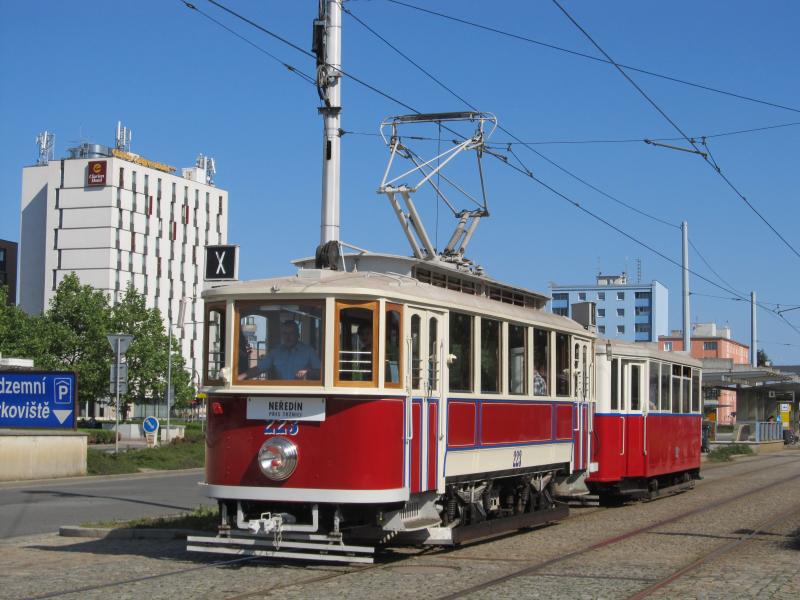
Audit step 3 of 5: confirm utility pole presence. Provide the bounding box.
[316,0,342,249]
[681,221,690,352]
[751,291,757,367]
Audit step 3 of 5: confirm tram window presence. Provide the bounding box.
[533,328,550,396]
[672,367,682,413]
[410,314,421,389]
[385,305,402,387]
[611,358,619,410]
[336,303,377,384]
[480,318,501,393]
[555,332,570,396]
[449,312,473,393]
[429,317,439,391]
[660,363,670,411]
[508,324,527,395]
[630,364,641,411]
[648,361,659,411]
[681,371,690,413]
[204,304,225,383]
[235,301,323,384]
[691,370,700,412]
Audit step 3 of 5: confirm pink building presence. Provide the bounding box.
[659,323,749,423]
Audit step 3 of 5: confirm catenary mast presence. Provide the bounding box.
[314,0,342,265]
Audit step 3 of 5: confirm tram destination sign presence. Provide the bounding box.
[0,371,77,429]
[247,397,325,422]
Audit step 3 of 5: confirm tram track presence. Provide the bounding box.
[21,452,799,599]
[626,503,800,600]
[434,469,800,600]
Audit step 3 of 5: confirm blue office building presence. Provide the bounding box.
[549,273,668,342]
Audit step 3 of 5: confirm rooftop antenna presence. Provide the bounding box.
[115,121,132,152]
[36,131,55,165]
[377,111,497,269]
[196,154,216,185]
[636,258,642,283]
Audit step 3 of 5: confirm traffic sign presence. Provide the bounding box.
[205,245,239,280]
[0,371,77,429]
[109,381,128,394]
[110,364,128,383]
[107,334,134,355]
[143,416,160,434]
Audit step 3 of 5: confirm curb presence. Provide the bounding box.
[59,526,208,540]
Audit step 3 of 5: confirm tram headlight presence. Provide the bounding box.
[257,437,298,481]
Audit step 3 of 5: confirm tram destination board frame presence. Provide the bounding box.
[0,371,78,430]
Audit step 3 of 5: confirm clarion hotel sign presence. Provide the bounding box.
[87,160,107,186]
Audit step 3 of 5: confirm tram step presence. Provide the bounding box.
[449,505,569,545]
[186,535,375,564]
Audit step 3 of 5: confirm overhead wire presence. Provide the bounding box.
[342,3,680,231]
[181,0,800,341]
[551,0,800,263]
[344,3,800,339]
[385,0,800,115]
[177,1,317,86]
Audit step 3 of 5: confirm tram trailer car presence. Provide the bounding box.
[589,340,702,500]
[190,262,596,561]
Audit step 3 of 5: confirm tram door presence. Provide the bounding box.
[622,361,645,475]
[406,308,444,494]
[572,340,593,471]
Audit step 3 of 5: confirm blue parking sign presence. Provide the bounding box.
[0,371,77,429]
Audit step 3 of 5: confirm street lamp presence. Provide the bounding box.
[166,298,187,444]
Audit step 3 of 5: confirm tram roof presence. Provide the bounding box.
[597,338,703,368]
[203,262,589,335]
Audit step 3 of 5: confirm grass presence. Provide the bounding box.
[87,436,205,475]
[83,505,219,531]
[707,443,755,462]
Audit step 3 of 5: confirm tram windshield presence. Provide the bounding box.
[235,301,323,384]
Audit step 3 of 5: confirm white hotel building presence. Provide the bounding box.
[19,141,228,382]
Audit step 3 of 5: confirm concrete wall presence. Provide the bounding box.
[0,430,87,481]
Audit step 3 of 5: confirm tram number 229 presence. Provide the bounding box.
[264,420,299,436]
[512,449,523,468]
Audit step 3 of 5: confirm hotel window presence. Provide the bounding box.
[617,325,625,334]
[597,292,605,300]
[617,308,625,316]
[578,292,586,301]
[598,325,605,334]
[597,308,605,317]
[119,168,124,188]
[131,171,137,196]
[635,291,651,300]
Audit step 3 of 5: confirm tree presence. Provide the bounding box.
[757,349,771,367]
[109,284,193,415]
[45,273,113,409]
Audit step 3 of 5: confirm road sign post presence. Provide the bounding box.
[143,416,159,448]
[107,334,134,454]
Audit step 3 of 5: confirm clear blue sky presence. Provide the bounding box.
[1,1,798,363]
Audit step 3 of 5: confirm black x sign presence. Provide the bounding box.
[205,245,238,280]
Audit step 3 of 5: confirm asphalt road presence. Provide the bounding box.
[0,469,214,538]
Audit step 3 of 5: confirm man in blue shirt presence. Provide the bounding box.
[240,320,320,381]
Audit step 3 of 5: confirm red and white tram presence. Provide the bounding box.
[187,2,701,561]
[589,340,702,499]
[191,257,595,561]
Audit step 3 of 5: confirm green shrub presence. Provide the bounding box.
[708,443,754,462]
[79,429,117,444]
[87,437,205,475]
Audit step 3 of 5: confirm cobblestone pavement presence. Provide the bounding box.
[1,450,798,600]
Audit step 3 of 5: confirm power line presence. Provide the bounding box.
[183,1,800,341]
[344,4,679,231]
[385,0,800,115]
[178,1,317,86]
[551,0,800,263]
[342,119,800,146]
